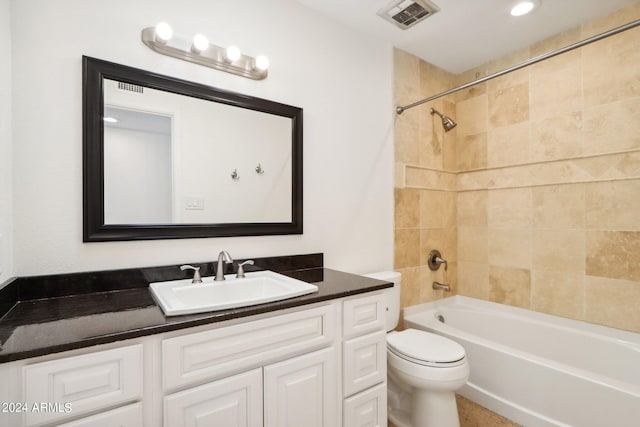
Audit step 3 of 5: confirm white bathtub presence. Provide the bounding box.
[404,296,640,427]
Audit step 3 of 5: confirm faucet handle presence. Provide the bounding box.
[427,250,448,271]
[180,264,202,283]
[236,260,255,278]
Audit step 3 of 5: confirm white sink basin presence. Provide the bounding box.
[150,270,319,316]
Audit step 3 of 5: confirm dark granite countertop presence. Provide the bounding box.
[0,254,391,363]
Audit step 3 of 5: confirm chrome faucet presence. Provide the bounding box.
[215,250,233,281]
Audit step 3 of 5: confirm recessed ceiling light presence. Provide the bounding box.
[103,117,118,123]
[510,0,539,17]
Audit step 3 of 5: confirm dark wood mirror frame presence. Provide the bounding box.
[83,56,303,242]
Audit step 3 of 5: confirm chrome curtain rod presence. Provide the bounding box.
[396,18,640,114]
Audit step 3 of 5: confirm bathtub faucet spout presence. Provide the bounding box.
[432,281,451,292]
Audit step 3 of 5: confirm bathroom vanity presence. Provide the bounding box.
[0,254,390,427]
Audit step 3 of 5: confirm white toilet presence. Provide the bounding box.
[364,272,469,427]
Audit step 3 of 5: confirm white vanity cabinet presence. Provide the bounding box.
[161,304,338,427]
[342,293,388,427]
[0,290,388,427]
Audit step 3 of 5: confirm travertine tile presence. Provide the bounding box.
[586,231,640,282]
[456,132,487,171]
[394,163,405,188]
[420,59,455,98]
[456,95,488,137]
[585,180,640,230]
[442,191,457,228]
[533,184,585,229]
[487,122,530,168]
[457,395,522,427]
[397,266,424,308]
[530,112,583,162]
[530,28,582,77]
[487,48,530,93]
[488,188,532,228]
[458,227,488,263]
[420,228,457,266]
[394,228,420,269]
[488,229,532,268]
[488,83,530,129]
[406,167,457,190]
[457,190,488,227]
[531,271,585,320]
[581,2,640,38]
[585,276,640,333]
[532,229,585,274]
[419,122,443,170]
[582,98,640,156]
[454,66,487,103]
[530,66,582,121]
[419,189,443,229]
[395,188,420,229]
[582,27,640,106]
[489,266,531,308]
[393,48,420,93]
[457,261,490,300]
[394,122,420,164]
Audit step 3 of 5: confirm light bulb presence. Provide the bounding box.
[254,55,269,71]
[510,1,537,16]
[154,22,173,43]
[192,34,209,53]
[225,45,241,62]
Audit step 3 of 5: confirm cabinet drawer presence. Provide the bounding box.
[163,304,336,390]
[343,382,387,427]
[165,369,263,427]
[57,403,143,427]
[343,293,385,338]
[343,331,386,397]
[23,344,142,426]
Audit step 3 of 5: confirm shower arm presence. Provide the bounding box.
[395,18,640,115]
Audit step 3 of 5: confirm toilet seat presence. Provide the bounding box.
[387,329,466,367]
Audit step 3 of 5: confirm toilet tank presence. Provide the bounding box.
[363,271,401,332]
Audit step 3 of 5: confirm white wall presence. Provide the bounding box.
[104,126,173,224]
[0,0,13,286]
[11,0,394,276]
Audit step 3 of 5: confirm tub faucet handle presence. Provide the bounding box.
[428,250,448,271]
[236,260,255,278]
[180,264,202,283]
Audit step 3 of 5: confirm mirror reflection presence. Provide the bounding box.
[82,56,303,241]
[103,79,292,225]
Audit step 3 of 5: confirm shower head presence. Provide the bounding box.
[430,108,457,132]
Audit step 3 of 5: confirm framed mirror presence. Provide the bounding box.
[83,56,303,241]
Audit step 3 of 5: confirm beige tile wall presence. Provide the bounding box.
[394,50,458,323]
[455,4,640,334]
[394,3,640,334]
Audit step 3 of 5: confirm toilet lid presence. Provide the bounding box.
[387,329,465,365]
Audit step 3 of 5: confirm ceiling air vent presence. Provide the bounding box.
[377,0,440,30]
[117,81,144,94]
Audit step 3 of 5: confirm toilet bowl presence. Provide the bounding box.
[364,272,469,427]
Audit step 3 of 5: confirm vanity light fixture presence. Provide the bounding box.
[141,23,269,80]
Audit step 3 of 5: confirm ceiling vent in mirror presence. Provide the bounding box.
[117,81,144,93]
[377,0,440,30]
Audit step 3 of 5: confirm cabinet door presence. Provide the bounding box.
[264,347,338,427]
[165,368,263,427]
